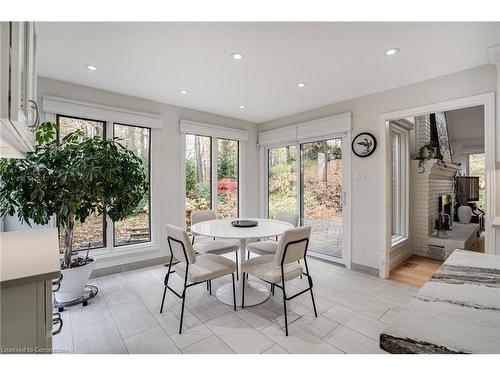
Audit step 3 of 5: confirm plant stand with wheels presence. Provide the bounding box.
[53,285,98,312]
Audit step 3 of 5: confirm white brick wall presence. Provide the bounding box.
[415,115,431,150]
[411,160,455,257]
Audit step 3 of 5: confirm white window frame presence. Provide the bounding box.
[42,96,161,258]
[180,120,248,225]
[389,123,410,247]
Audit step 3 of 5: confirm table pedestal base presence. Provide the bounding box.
[216,280,269,307]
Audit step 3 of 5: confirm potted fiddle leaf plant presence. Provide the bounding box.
[0,122,148,302]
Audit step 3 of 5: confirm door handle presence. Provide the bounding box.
[28,99,40,130]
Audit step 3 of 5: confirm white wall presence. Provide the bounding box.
[447,105,485,174]
[34,77,259,269]
[259,64,497,270]
[450,138,485,175]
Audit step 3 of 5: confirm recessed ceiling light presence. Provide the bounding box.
[179,90,188,95]
[84,64,97,71]
[297,82,306,88]
[385,48,400,56]
[231,52,244,60]
[239,105,246,109]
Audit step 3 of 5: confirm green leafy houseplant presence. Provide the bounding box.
[416,142,443,174]
[0,122,148,269]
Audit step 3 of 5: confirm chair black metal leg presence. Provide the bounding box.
[179,288,186,334]
[282,282,288,336]
[159,286,167,313]
[271,284,275,295]
[298,260,302,279]
[206,280,209,290]
[231,273,236,311]
[241,272,246,309]
[235,251,239,281]
[209,280,212,295]
[160,261,172,313]
[310,287,318,318]
[303,257,317,318]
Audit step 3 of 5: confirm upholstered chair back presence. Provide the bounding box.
[274,226,311,265]
[276,211,299,227]
[191,210,217,226]
[166,224,197,264]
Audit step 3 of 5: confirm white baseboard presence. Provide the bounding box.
[389,248,413,270]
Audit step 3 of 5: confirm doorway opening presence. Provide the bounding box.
[381,93,496,282]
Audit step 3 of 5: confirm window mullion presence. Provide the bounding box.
[212,137,218,215]
[296,141,301,225]
[106,121,114,252]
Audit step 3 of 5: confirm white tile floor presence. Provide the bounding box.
[53,257,418,354]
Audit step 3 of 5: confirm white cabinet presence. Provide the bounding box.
[0,279,54,353]
[0,22,38,159]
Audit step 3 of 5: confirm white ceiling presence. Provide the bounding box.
[446,106,484,142]
[37,22,500,123]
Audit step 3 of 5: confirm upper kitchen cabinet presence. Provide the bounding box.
[0,22,38,158]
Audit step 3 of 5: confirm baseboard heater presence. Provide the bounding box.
[428,245,446,260]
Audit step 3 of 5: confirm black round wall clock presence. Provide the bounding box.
[352,132,377,157]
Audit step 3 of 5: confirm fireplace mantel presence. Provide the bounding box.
[415,159,461,178]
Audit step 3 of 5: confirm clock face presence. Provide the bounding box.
[352,132,377,157]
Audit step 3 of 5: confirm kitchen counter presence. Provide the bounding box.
[0,228,60,287]
[380,250,500,353]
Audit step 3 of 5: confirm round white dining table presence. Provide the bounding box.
[191,218,293,306]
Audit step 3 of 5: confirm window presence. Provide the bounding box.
[217,139,239,219]
[468,153,486,211]
[58,115,104,140]
[56,115,153,251]
[390,124,409,244]
[56,115,106,251]
[184,134,240,225]
[267,145,297,219]
[113,123,151,246]
[185,134,212,226]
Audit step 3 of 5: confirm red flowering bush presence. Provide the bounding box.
[217,178,237,193]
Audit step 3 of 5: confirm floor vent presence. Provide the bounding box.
[428,245,446,260]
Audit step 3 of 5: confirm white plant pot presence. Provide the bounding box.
[457,205,473,224]
[55,256,96,303]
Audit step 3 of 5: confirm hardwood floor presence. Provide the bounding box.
[470,231,485,253]
[390,255,443,288]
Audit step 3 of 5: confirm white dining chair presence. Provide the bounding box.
[246,211,298,257]
[190,209,240,279]
[160,224,237,334]
[241,226,317,336]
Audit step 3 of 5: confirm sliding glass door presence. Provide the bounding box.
[300,138,343,259]
[266,136,347,263]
